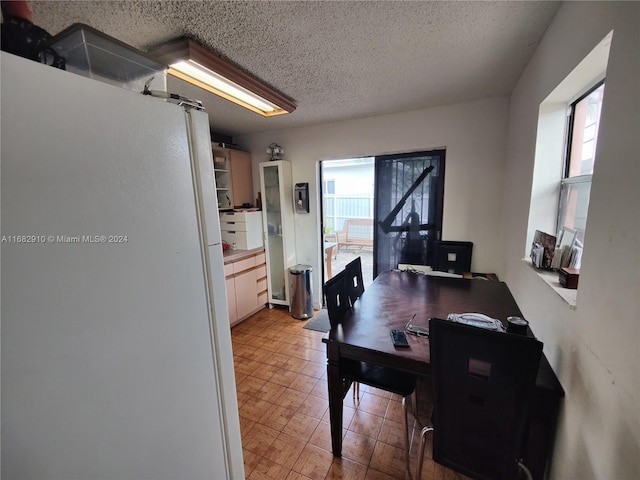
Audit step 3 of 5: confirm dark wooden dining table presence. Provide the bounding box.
[322,270,564,480]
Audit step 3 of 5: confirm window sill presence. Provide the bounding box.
[522,258,577,309]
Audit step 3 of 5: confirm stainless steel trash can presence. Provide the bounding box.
[289,264,313,319]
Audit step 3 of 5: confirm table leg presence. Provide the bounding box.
[326,246,335,278]
[326,345,343,456]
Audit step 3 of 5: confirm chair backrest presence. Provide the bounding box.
[428,318,543,480]
[324,270,350,328]
[344,256,365,305]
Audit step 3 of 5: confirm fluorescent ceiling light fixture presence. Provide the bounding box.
[149,38,296,117]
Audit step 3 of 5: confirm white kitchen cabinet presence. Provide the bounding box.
[225,275,237,324]
[219,210,263,250]
[259,160,296,307]
[223,250,268,326]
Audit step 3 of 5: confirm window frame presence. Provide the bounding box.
[557,79,605,242]
[373,149,446,277]
[563,79,605,178]
[323,178,335,195]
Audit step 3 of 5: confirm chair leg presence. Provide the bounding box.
[352,382,360,402]
[410,391,418,422]
[402,396,411,475]
[416,425,434,480]
[517,460,533,480]
[400,393,419,476]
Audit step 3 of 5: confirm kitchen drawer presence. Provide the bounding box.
[257,290,268,306]
[254,252,266,266]
[219,211,261,223]
[220,219,249,232]
[233,256,256,274]
[255,265,267,279]
[257,277,267,294]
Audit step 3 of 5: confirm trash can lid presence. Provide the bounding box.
[290,264,312,274]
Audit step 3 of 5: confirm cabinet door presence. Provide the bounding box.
[226,276,237,325]
[260,160,295,307]
[229,150,254,208]
[234,268,258,320]
[261,163,286,304]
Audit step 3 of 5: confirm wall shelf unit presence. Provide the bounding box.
[212,146,253,210]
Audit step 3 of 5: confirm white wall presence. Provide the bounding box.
[501,2,639,479]
[236,97,509,307]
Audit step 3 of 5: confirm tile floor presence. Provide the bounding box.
[231,306,470,480]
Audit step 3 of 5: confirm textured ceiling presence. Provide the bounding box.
[28,1,560,138]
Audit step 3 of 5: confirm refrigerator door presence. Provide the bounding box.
[185,108,222,247]
[1,52,242,479]
[186,108,245,477]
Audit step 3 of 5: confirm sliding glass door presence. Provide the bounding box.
[319,158,375,286]
[373,150,445,277]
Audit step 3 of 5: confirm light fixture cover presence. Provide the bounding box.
[148,38,296,117]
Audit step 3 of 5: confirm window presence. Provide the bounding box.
[324,179,335,195]
[321,160,374,235]
[527,31,610,304]
[557,82,605,246]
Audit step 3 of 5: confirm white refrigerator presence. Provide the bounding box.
[1,52,244,479]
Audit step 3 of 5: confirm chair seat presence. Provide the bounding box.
[342,360,416,397]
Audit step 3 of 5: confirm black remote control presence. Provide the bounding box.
[390,329,410,347]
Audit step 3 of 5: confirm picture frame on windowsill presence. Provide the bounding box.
[531,230,556,269]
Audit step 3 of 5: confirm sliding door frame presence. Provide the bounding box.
[373,149,446,278]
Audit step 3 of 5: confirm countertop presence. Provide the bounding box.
[223,246,265,264]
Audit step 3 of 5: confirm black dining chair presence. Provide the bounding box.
[324,270,361,398]
[324,270,351,329]
[344,256,365,306]
[343,256,366,400]
[325,257,365,394]
[323,268,417,474]
[416,318,543,480]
